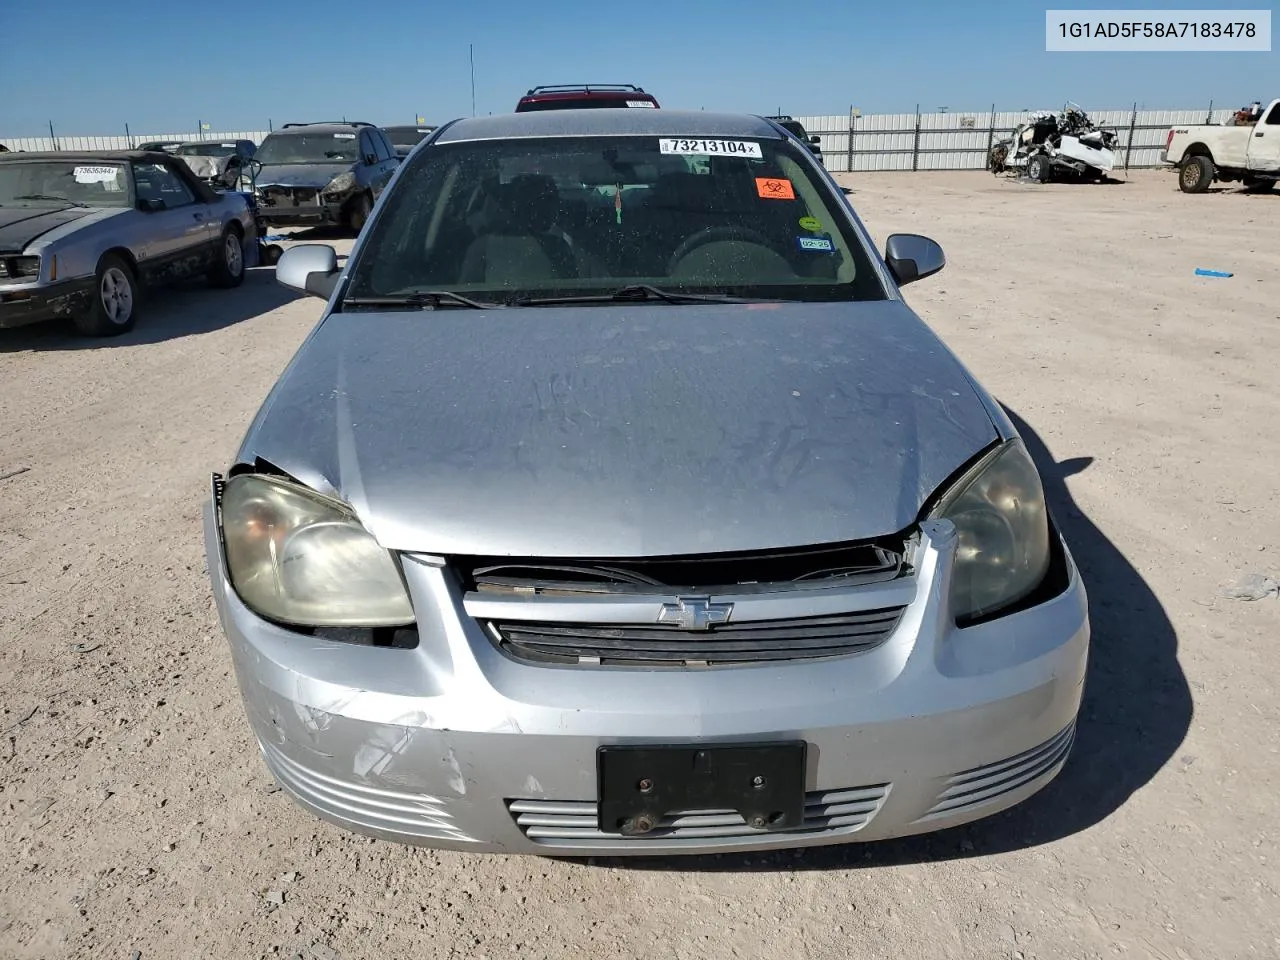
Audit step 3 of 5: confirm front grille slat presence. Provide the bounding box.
[488,606,905,667]
[508,783,890,845]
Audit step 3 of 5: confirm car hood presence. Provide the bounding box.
[255,163,352,189]
[238,300,1000,557]
[0,206,94,253]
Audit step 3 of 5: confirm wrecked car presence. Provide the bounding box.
[172,139,258,191]
[0,150,255,336]
[989,104,1118,183]
[204,109,1089,856]
[253,122,399,233]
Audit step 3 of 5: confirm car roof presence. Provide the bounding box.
[436,110,786,143]
[0,150,179,163]
[270,123,375,135]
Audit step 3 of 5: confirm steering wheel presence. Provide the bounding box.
[667,225,774,274]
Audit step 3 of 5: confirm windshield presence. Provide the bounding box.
[255,132,359,165]
[0,161,132,207]
[174,142,238,157]
[385,127,435,148]
[346,135,885,303]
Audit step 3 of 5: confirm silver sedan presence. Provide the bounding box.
[0,150,256,336]
[204,110,1089,856]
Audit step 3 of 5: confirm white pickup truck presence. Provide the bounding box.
[1163,99,1280,193]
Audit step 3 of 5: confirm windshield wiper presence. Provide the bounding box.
[13,194,89,208]
[514,284,767,307]
[342,291,498,310]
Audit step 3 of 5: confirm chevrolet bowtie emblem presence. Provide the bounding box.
[656,596,733,631]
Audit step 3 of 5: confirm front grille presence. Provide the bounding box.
[508,783,889,845]
[485,606,905,666]
[916,722,1076,823]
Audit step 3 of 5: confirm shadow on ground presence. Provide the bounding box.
[0,268,302,353]
[579,406,1192,872]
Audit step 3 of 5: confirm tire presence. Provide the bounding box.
[346,192,373,234]
[1027,154,1051,183]
[73,254,139,337]
[207,226,246,288]
[1179,154,1214,193]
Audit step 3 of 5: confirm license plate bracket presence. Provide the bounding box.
[597,741,807,836]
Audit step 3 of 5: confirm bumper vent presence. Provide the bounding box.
[486,606,905,667]
[508,783,889,845]
[917,722,1076,823]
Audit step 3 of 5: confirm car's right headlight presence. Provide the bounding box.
[219,474,414,627]
[929,440,1051,623]
[322,172,356,196]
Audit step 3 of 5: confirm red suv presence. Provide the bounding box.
[515,84,660,112]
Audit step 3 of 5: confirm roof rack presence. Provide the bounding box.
[281,121,374,129]
[524,84,644,95]
[766,114,796,122]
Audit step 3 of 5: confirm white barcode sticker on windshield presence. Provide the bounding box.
[333,133,356,139]
[73,166,119,184]
[659,139,762,158]
[627,100,656,108]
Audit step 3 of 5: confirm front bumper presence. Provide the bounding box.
[205,506,1089,856]
[255,189,348,226]
[0,276,94,329]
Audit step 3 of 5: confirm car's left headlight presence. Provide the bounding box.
[321,172,356,196]
[219,474,414,627]
[929,440,1051,623]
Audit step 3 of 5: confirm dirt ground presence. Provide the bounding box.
[2,169,1278,960]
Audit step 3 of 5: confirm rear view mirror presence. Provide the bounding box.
[884,233,945,286]
[277,243,340,299]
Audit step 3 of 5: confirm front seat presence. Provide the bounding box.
[459,175,576,288]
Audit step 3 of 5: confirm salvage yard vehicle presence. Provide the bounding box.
[253,122,399,233]
[515,84,660,112]
[1163,98,1280,193]
[172,139,257,191]
[383,124,437,159]
[136,140,184,153]
[0,150,255,336]
[204,109,1089,856]
[989,104,1118,183]
[767,115,823,164]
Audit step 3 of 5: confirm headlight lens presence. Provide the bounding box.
[220,474,414,627]
[930,440,1051,622]
[322,172,356,196]
[0,256,41,280]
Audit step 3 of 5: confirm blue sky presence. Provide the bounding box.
[2,0,1275,136]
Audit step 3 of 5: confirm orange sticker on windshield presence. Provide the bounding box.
[755,177,795,200]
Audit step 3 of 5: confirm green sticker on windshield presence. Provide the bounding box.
[798,216,822,232]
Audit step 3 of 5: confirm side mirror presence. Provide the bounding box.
[884,233,945,286]
[839,186,853,195]
[136,198,166,213]
[277,243,340,299]
[809,135,821,145]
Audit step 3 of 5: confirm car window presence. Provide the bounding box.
[255,132,360,164]
[372,130,392,162]
[0,161,133,207]
[347,135,886,303]
[1266,104,1280,126]
[132,162,196,208]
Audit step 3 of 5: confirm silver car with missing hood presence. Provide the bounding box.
[205,110,1089,856]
